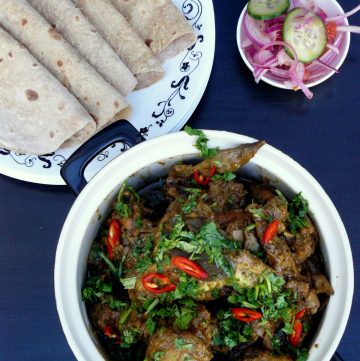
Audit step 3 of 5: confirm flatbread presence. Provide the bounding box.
[111,0,197,61]
[0,26,95,155]
[28,0,137,96]
[76,0,164,89]
[0,0,131,144]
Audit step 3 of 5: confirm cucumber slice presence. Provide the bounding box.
[247,0,290,20]
[283,8,327,63]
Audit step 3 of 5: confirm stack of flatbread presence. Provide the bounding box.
[0,0,196,155]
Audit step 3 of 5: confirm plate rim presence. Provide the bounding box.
[0,0,215,186]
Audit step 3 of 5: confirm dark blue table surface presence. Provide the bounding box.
[0,1,359,360]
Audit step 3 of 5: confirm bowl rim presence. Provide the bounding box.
[55,130,354,361]
[236,0,351,89]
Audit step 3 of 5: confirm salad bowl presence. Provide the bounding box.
[236,0,351,90]
[55,123,353,361]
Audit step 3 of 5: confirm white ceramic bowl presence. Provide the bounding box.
[236,0,351,89]
[55,131,354,361]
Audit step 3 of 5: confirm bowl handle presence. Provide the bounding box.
[60,120,145,195]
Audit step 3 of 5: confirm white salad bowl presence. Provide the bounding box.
[236,0,351,89]
[55,130,353,361]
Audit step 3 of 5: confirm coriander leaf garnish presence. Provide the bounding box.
[174,338,193,350]
[288,192,309,234]
[114,182,140,217]
[153,351,165,361]
[120,276,137,290]
[212,172,237,182]
[181,193,198,214]
[248,207,273,222]
[184,126,219,158]
[119,328,140,348]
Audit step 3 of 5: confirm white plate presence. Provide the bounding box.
[0,0,215,185]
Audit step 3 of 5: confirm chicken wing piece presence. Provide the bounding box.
[145,327,213,361]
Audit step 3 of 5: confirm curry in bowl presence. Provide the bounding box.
[82,130,333,361]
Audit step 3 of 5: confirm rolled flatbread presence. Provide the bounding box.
[76,0,164,89]
[0,0,131,144]
[111,0,197,61]
[0,26,95,155]
[28,0,137,96]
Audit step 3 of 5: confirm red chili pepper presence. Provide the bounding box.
[295,308,306,320]
[231,308,262,323]
[171,256,208,279]
[104,326,122,344]
[326,22,337,43]
[193,166,217,186]
[106,240,113,260]
[105,219,121,259]
[108,219,121,247]
[142,273,176,294]
[262,220,280,244]
[289,320,303,347]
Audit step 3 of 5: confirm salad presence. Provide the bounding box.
[241,0,360,98]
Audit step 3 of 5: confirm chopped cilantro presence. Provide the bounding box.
[211,288,221,299]
[295,348,309,361]
[245,223,256,232]
[114,183,140,218]
[248,207,272,222]
[184,126,219,158]
[119,306,133,325]
[120,276,137,290]
[156,216,236,277]
[212,172,237,182]
[181,193,198,214]
[288,192,309,234]
[146,317,157,336]
[99,251,117,273]
[213,310,253,348]
[114,202,132,218]
[153,351,165,361]
[135,216,143,229]
[120,328,140,348]
[170,274,201,301]
[82,275,112,302]
[104,296,128,310]
[275,189,288,204]
[174,338,193,350]
[146,299,198,332]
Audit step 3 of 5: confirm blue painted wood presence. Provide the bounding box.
[0,1,359,359]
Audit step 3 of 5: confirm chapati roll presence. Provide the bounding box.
[76,0,164,89]
[111,0,197,61]
[28,0,137,96]
[0,26,95,155]
[0,0,131,144]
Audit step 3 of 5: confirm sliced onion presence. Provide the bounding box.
[290,71,314,99]
[326,4,360,23]
[254,68,269,83]
[293,0,318,13]
[243,13,275,48]
[317,8,327,21]
[265,24,283,34]
[266,15,286,24]
[253,49,274,64]
[241,35,253,49]
[326,43,340,55]
[337,25,360,34]
[270,68,291,78]
[312,59,339,73]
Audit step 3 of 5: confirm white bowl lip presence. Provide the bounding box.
[236,0,351,89]
[55,130,354,361]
